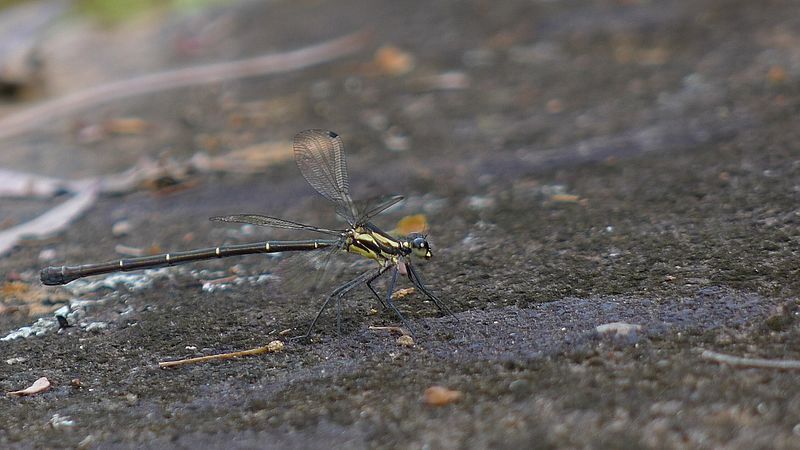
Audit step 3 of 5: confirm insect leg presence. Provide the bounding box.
[381,265,414,334]
[297,268,380,340]
[366,268,389,309]
[406,261,456,319]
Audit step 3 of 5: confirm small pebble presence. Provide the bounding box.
[38,248,57,261]
[546,98,563,114]
[111,220,132,237]
[361,110,388,131]
[462,48,495,67]
[49,413,76,429]
[468,196,495,210]
[416,72,470,90]
[85,322,108,333]
[397,335,414,347]
[267,340,284,352]
[344,76,362,94]
[508,42,562,64]
[508,379,530,397]
[310,80,333,99]
[596,322,642,336]
[78,435,96,450]
[650,400,682,415]
[383,126,410,151]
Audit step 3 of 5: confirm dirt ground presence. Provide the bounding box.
[1,0,800,448]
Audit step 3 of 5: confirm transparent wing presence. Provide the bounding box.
[293,130,357,225]
[210,214,342,236]
[355,194,404,223]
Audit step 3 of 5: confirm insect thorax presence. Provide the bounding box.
[345,226,406,263]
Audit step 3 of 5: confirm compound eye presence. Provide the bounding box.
[412,237,426,248]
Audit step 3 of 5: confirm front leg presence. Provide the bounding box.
[406,260,455,318]
[380,266,414,334]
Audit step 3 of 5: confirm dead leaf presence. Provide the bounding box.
[394,214,428,235]
[0,281,69,316]
[550,194,580,203]
[0,281,30,297]
[7,377,50,397]
[423,386,462,406]
[392,287,415,300]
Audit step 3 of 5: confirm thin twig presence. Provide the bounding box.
[0,30,370,141]
[701,349,800,370]
[0,184,98,255]
[159,340,284,368]
[0,143,295,257]
[0,168,73,198]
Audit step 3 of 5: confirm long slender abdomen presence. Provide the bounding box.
[40,239,336,285]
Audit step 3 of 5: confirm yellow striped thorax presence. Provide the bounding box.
[345,223,432,263]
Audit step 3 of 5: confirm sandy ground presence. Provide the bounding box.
[1,0,799,448]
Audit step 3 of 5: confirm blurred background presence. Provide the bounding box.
[1,0,799,448]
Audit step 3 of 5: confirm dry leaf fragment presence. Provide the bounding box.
[7,377,50,397]
[374,45,415,76]
[394,214,428,235]
[423,385,462,406]
[0,281,30,297]
[0,281,70,316]
[392,287,415,300]
[550,194,580,203]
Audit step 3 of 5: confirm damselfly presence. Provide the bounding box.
[41,130,451,338]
